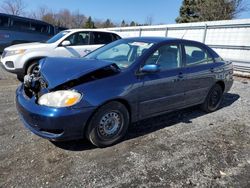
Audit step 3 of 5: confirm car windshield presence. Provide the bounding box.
[46,31,70,43]
[85,39,154,69]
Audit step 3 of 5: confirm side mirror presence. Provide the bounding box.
[61,40,71,46]
[140,64,160,73]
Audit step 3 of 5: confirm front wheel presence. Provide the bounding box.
[201,84,223,113]
[26,61,39,75]
[17,74,24,82]
[86,101,129,147]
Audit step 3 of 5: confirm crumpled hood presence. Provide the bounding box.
[39,57,118,89]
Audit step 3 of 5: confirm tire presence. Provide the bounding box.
[26,61,39,75]
[17,74,24,82]
[201,84,223,113]
[86,101,129,147]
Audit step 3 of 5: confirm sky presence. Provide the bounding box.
[1,0,250,24]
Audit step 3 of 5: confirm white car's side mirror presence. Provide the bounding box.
[61,40,71,46]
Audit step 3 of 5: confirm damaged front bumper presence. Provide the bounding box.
[16,85,96,141]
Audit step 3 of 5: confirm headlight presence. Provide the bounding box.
[5,49,26,57]
[38,90,82,108]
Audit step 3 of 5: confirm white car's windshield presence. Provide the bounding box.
[85,39,154,69]
[46,31,70,43]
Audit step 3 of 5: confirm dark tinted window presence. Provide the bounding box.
[184,45,213,66]
[0,16,9,27]
[11,18,30,30]
[30,22,49,34]
[112,33,121,41]
[146,44,181,71]
[55,26,67,33]
[0,15,53,36]
[65,32,90,46]
[92,32,113,44]
[48,25,55,35]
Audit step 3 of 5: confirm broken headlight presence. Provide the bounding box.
[38,90,82,108]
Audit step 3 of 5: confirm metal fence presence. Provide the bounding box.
[107,19,250,75]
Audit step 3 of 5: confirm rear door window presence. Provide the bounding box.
[184,45,213,66]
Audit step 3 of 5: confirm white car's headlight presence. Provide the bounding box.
[38,90,82,108]
[5,49,26,57]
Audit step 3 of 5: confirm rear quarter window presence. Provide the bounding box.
[92,32,114,45]
[111,33,121,41]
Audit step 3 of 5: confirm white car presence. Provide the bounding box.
[0,29,121,81]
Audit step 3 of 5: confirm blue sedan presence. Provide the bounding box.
[16,37,233,147]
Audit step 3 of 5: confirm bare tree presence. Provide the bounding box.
[29,7,87,28]
[42,13,57,26]
[37,6,50,19]
[29,6,49,20]
[55,9,73,28]
[229,0,248,18]
[94,19,104,28]
[1,0,26,16]
[72,9,86,28]
[145,15,154,25]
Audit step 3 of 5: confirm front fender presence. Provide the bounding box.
[22,54,47,72]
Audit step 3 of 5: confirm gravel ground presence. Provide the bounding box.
[0,66,249,187]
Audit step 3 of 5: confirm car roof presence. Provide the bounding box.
[122,37,203,44]
[0,13,54,26]
[64,28,119,34]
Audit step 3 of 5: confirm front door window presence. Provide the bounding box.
[65,32,90,46]
[145,44,181,71]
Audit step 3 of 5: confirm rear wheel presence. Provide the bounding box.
[201,84,223,112]
[86,101,129,147]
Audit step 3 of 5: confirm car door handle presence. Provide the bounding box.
[210,68,214,73]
